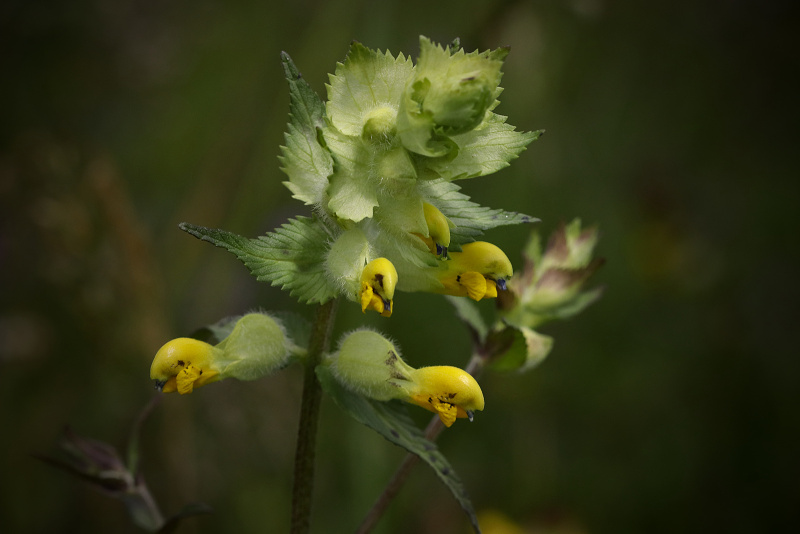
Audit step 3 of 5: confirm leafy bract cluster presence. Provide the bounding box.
[185,36,541,315]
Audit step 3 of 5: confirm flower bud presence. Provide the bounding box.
[538,219,600,272]
[413,202,451,257]
[501,220,604,328]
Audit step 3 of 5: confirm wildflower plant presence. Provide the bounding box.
[143,36,602,534]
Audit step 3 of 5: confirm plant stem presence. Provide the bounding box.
[290,299,338,534]
[356,352,486,534]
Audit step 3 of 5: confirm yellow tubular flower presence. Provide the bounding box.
[417,202,451,258]
[407,366,485,427]
[150,338,222,395]
[436,241,513,301]
[360,257,398,317]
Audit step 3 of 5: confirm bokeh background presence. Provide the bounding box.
[2,0,797,532]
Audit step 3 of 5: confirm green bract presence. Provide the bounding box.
[183,36,542,312]
[397,37,507,156]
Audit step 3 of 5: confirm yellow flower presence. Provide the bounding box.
[360,258,398,317]
[150,338,222,394]
[436,241,512,301]
[331,330,484,427]
[150,313,291,394]
[407,366,485,427]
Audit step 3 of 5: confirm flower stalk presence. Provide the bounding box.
[290,299,339,534]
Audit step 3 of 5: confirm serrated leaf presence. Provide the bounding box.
[279,52,334,205]
[179,218,339,304]
[326,42,415,137]
[418,179,539,247]
[316,366,482,534]
[420,114,542,181]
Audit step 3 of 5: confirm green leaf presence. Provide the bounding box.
[279,52,334,206]
[326,42,414,137]
[179,218,339,304]
[126,395,161,478]
[420,115,542,181]
[418,179,539,248]
[487,324,553,373]
[446,295,487,344]
[316,366,482,534]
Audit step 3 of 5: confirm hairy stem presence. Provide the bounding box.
[356,352,486,534]
[290,299,339,534]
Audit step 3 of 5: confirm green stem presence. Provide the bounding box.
[290,299,338,534]
[356,351,486,534]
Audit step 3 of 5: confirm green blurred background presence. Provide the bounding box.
[2,0,797,532]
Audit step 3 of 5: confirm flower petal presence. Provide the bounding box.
[460,271,488,301]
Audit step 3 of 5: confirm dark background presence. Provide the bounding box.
[2,0,797,532]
